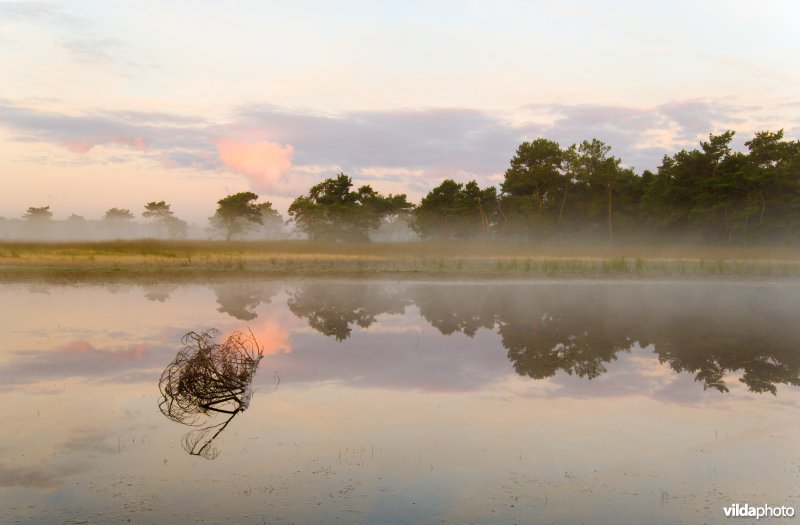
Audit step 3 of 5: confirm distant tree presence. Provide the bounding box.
[209,192,263,240]
[143,201,174,237]
[21,205,54,239]
[143,201,173,221]
[142,201,189,239]
[104,208,135,221]
[288,173,411,242]
[102,208,135,238]
[23,206,53,221]
[164,216,189,239]
[62,213,88,238]
[255,201,285,239]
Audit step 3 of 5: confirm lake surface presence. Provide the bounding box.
[1,279,799,524]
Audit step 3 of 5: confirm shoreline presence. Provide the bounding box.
[3,240,800,283]
[0,240,800,283]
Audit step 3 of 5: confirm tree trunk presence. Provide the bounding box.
[723,206,731,244]
[607,187,614,244]
[557,179,569,231]
[476,200,489,240]
[497,200,508,233]
[743,189,751,240]
[759,190,766,225]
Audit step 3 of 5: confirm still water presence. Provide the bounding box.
[1,280,799,524]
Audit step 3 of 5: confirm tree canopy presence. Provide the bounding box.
[413,179,498,240]
[209,192,272,240]
[23,206,53,221]
[103,208,135,221]
[288,173,412,241]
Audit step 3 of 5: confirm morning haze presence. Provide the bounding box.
[1,1,799,524]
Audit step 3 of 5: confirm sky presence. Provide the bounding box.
[1,0,799,223]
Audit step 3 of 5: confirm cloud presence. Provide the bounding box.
[234,105,534,177]
[524,100,751,170]
[0,102,163,154]
[215,139,295,193]
[0,1,74,24]
[0,98,794,199]
[0,2,146,69]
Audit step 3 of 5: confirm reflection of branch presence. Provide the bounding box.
[183,411,240,460]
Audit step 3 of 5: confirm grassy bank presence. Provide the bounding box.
[2,239,800,282]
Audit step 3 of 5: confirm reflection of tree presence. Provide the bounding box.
[287,283,410,341]
[411,284,800,394]
[411,285,496,336]
[212,283,279,320]
[143,284,177,302]
[283,281,800,394]
[634,290,800,394]
[498,291,636,380]
[158,329,263,459]
[412,284,636,379]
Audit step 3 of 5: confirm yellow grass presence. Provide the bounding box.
[2,239,800,281]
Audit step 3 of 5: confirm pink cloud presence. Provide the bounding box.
[62,140,95,153]
[215,138,294,192]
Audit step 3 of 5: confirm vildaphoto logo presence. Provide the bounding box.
[723,503,795,519]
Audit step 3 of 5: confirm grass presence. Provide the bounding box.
[2,239,800,282]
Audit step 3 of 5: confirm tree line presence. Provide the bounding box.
[5,129,799,243]
[410,129,800,244]
[3,201,193,240]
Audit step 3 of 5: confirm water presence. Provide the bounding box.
[1,280,799,524]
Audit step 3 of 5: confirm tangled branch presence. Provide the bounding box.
[158,328,264,458]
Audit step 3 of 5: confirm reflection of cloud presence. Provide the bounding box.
[245,319,292,356]
[543,348,713,404]
[58,428,116,455]
[259,326,508,392]
[0,462,86,489]
[0,340,169,390]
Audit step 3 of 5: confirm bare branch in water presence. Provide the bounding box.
[158,328,264,459]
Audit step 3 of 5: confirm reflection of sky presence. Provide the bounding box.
[1,281,799,524]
